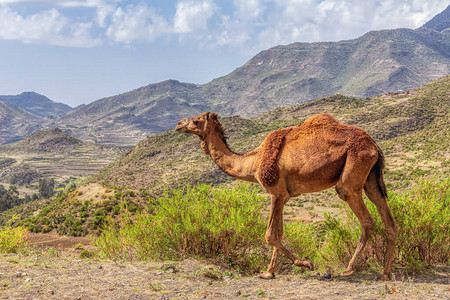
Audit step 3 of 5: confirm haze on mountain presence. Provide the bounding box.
[0,92,72,144]
[0,92,72,118]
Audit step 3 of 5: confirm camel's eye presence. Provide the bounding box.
[193,120,199,125]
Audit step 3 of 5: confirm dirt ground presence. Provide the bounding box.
[0,233,448,299]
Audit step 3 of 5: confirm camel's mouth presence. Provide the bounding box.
[175,118,194,133]
[175,120,189,133]
[175,125,186,133]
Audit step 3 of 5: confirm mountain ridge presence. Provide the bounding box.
[0,92,72,118]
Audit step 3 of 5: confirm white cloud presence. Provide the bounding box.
[0,0,447,49]
[173,0,217,33]
[0,0,109,7]
[106,4,170,44]
[226,0,448,53]
[0,6,101,46]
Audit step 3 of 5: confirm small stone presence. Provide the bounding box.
[25,278,32,282]
[14,272,26,278]
[161,264,178,273]
[321,273,332,280]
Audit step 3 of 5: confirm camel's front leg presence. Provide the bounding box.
[259,247,279,279]
[259,195,314,279]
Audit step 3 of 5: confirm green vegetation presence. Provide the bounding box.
[95,178,449,275]
[96,184,268,274]
[38,178,55,198]
[322,177,449,273]
[0,184,33,212]
[0,217,28,254]
[19,186,144,236]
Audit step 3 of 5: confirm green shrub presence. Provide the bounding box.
[95,178,449,275]
[284,220,323,264]
[0,217,28,253]
[321,177,449,273]
[96,184,268,273]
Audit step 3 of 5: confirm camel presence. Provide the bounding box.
[175,112,398,280]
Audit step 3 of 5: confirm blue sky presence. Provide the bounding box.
[0,0,447,107]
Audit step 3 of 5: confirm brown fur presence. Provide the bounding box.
[175,112,398,281]
[259,128,292,186]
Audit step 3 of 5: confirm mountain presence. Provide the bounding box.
[420,5,450,32]
[56,80,207,146]
[0,101,49,144]
[55,7,449,146]
[0,92,72,118]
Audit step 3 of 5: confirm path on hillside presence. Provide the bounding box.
[0,233,448,299]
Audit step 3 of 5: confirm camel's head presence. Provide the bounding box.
[175,112,219,138]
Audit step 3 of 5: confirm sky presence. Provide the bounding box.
[0,0,447,107]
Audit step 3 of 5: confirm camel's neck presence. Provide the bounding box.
[202,131,259,183]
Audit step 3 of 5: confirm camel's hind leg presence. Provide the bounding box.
[335,151,377,276]
[364,171,399,280]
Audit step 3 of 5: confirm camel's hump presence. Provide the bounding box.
[301,114,339,127]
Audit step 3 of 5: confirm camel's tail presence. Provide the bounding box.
[372,148,388,199]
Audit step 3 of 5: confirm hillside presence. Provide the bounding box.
[0,92,72,118]
[0,101,49,144]
[57,80,207,146]
[96,76,449,193]
[53,7,449,146]
[0,128,122,188]
[420,4,450,32]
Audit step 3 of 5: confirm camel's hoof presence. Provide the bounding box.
[340,269,355,277]
[258,272,275,280]
[377,274,391,281]
[294,258,314,271]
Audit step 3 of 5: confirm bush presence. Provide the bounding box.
[96,178,449,275]
[0,217,28,253]
[321,177,449,273]
[96,184,268,273]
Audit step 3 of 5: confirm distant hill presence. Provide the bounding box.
[0,127,122,186]
[6,127,81,153]
[57,80,207,146]
[0,92,72,118]
[55,7,449,146]
[0,101,48,144]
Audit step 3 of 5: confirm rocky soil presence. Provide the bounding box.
[0,233,448,299]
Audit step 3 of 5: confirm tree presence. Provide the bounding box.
[39,178,55,198]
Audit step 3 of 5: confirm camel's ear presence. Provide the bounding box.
[206,112,218,121]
